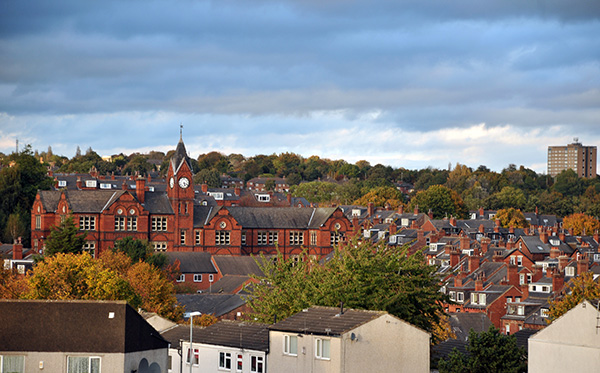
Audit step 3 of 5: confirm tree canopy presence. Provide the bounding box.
[495,208,529,229]
[247,237,447,340]
[562,213,600,236]
[409,185,467,219]
[548,272,600,322]
[44,216,87,256]
[437,326,527,373]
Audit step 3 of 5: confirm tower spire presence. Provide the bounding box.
[179,123,183,141]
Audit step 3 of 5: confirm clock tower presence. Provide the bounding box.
[167,132,195,250]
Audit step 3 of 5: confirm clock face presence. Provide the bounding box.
[179,177,190,189]
[169,177,175,188]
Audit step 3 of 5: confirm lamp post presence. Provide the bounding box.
[187,311,201,373]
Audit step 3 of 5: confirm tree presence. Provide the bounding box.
[291,181,340,204]
[495,208,529,229]
[26,252,138,304]
[488,186,527,210]
[111,237,168,268]
[4,211,26,243]
[409,185,467,219]
[193,168,221,187]
[247,237,447,339]
[353,186,404,209]
[44,216,87,256]
[562,213,600,236]
[0,267,29,299]
[548,272,600,322]
[438,326,527,373]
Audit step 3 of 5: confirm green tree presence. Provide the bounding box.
[44,216,87,256]
[438,326,527,373]
[4,211,27,243]
[111,237,168,268]
[548,272,600,322]
[291,181,340,204]
[409,185,467,219]
[488,186,527,210]
[353,186,404,209]
[247,237,447,338]
[193,168,221,187]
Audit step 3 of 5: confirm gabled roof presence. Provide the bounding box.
[225,207,338,229]
[189,320,269,351]
[193,205,222,227]
[143,192,174,214]
[213,255,263,277]
[165,252,217,273]
[176,294,247,317]
[0,299,167,353]
[448,312,493,341]
[209,275,252,294]
[269,306,385,337]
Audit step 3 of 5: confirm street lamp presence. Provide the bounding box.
[186,311,201,373]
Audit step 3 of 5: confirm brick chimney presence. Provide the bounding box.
[111,172,115,180]
[559,231,566,241]
[122,180,128,190]
[234,187,241,197]
[389,224,397,235]
[481,238,490,254]
[479,224,485,234]
[136,177,145,204]
[147,174,152,182]
[509,226,515,234]
[76,177,82,189]
[450,216,457,227]
[506,238,514,251]
[558,255,569,272]
[368,202,375,217]
[450,247,460,267]
[89,166,98,178]
[507,263,519,286]
[202,183,208,193]
[540,231,549,244]
[520,283,529,299]
[398,205,404,214]
[287,193,292,204]
[455,271,466,287]
[549,247,560,259]
[428,209,433,219]
[479,206,484,218]
[577,255,589,275]
[552,271,564,293]
[460,235,470,251]
[494,220,500,233]
[352,216,359,233]
[475,276,483,291]
[493,250,504,262]
[12,237,23,260]
[373,216,381,225]
[413,205,419,215]
[468,255,480,273]
[532,265,544,282]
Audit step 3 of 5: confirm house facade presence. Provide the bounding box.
[268,306,430,373]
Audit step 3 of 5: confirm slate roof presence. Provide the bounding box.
[225,207,337,229]
[165,252,217,273]
[176,294,247,317]
[431,339,468,363]
[209,275,252,294]
[448,313,493,341]
[193,205,222,227]
[0,299,167,353]
[269,306,385,337]
[213,255,264,276]
[513,328,537,352]
[142,192,174,214]
[171,138,192,173]
[187,321,269,351]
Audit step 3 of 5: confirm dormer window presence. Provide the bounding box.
[540,308,549,317]
[566,267,575,276]
[58,180,67,187]
[85,180,97,188]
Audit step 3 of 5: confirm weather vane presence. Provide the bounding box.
[180,123,183,140]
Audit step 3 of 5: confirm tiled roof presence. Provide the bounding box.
[209,275,252,294]
[184,321,269,351]
[269,306,385,337]
[143,192,174,214]
[448,313,493,341]
[176,294,247,317]
[213,255,263,276]
[165,252,217,273]
[225,207,337,229]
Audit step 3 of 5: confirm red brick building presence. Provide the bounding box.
[31,138,352,259]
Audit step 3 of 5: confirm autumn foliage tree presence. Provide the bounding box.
[548,272,600,322]
[562,213,600,236]
[409,185,467,219]
[353,186,404,209]
[495,208,529,229]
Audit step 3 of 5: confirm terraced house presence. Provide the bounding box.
[30,137,352,259]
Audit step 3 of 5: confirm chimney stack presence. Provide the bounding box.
[202,183,208,193]
[398,205,404,214]
[558,255,569,272]
[577,255,589,275]
[468,254,480,273]
[507,263,519,286]
[368,202,374,217]
[540,231,549,244]
[481,238,490,254]
[287,193,292,204]
[552,270,564,293]
[135,177,145,204]
[76,177,82,189]
[450,247,460,267]
[12,237,23,260]
[460,235,470,251]
[414,205,419,215]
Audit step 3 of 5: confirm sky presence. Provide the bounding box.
[1,0,599,174]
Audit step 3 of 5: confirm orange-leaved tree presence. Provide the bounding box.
[495,208,529,229]
[562,213,600,236]
[548,272,600,322]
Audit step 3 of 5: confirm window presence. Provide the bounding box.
[457,292,464,302]
[58,180,67,187]
[330,231,343,246]
[520,274,525,285]
[517,256,523,266]
[177,274,185,282]
[310,231,317,246]
[1,355,24,373]
[152,242,167,252]
[194,274,202,282]
[251,356,264,373]
[209,274,214,282]
[566,266,575,276]
[35,215,41,229]
[284,335,298,356]
[67,356,100,373]
[269,231,278,245]
[85,180,97,188]
[517,306,524,316]
[315,338,330,360]
[478,293,486,305]
[471,293,478,304]
[127,216,137,231]
[83,242,95,258]
[540,308,549,317]
[79,216,96,230]
[216,231,230,245]
[115,216,126,231]
[257,232,268,245]
[241,232,246,245]
[290,231,304,246]
[449,291,456,301]
[219,352,232,370]
[195,230,202,245]
[236,354,243,372]
[180,230,186,245]
[100,183,111,189]
[152,216,168,231]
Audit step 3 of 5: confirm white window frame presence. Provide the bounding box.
[478,293,486,305]
[457,292,464,302]
[290,231,304,246]
[180,230,186,245]
[236,353,243,372]
[151,216,168,231]
[315,338,330,360]
[193,274,202,282]
[58,180,67,187]
[83,242,96,258]
[79,216,96,231]
[257,232,268,246]
[209,274,214,282]
[195,230,202,245]
[283,334,298,356]
[0,355,25,373]
[115,216,126,231]
[250,356,264,373]
[85,180,97,188]
[127,216,137,231]
[152,242,167,252]
[177,274,185,282]
[269,231,278,245]
[67,356,101,373]
[219,352,232,370]
[35,215,41,229]
[216,231,230,246]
